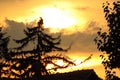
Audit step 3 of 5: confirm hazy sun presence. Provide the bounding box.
[41,8,77,29]
[30,7,80,30]
[15,7,86,33]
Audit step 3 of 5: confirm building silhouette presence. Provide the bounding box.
[44,69,102,80]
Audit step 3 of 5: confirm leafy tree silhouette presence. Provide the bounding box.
[4,17,75,79]
[94,1,120,80]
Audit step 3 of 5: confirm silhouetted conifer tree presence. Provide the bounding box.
[94,1,120,80]
[7,17,75,79]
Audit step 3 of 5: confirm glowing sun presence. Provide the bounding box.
[17,7,86,33]
[41,8,77,29]
[30,7,78,30]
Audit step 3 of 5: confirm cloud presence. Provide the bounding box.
[60,32,98,53]
[3,19,26,48]
[5,19,26,39]
[51,21,100,54]
[3,19,51,49]
[85,21,100,33]
[3,19,100,54]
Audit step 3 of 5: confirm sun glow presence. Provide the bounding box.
[46,60,65,70]
[45,54,102,73]
[55,60,65,66]
[14,7,86,33]
[28,7,86,32]
[41,8,77,28]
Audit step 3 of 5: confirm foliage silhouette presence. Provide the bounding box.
[0,17,75,79]
[0,27,10,59]
[94,1,120,80]
[0,27,10,78]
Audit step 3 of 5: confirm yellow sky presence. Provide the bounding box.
[0,0,105,29]
[0,0,119,79]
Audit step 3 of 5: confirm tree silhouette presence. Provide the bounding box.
[94,1,120,80]
[4,17,75,79]
[0,27,10,78]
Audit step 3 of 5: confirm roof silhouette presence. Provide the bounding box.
[44,69,102,80]
[0,69,102,80]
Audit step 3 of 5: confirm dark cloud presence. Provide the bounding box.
[5,19,26,39]
[3,19,99,53]
[52,21,100,54]
[60,32,98,53]
[3,19,51,49]
[4,19,26,48]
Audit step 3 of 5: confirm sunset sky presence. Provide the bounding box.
[0,0,119,79]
